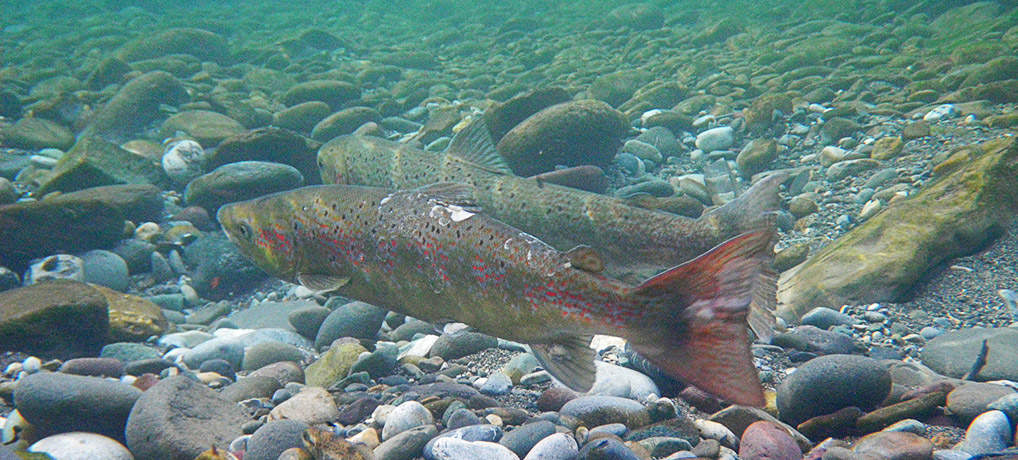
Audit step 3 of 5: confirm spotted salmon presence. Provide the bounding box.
[316,119,783,337]
[217,182,772,405]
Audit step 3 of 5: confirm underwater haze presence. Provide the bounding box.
[2,0,1018,459]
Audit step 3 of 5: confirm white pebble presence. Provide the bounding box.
[22,357,41,374]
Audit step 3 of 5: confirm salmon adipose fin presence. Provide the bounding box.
[627,231,773,406]
[530,334,597,392]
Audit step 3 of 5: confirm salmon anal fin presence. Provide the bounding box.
[297,273,350,293]
[530,334,596,392]
[628,231,772,406]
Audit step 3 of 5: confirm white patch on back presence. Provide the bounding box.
[446,204,474,222]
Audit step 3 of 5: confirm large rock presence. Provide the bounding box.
[305,341,368,388]
[125,375,248,460]
[2,117,74,151]
[0,184,162,270]
[182,233,266,300]
[36,136,166,195]
[313,301,387,349]
[117,28,228,63]
[778,137,1018,319]
[91,284,169,342]
[15,372,141,441]
[205,127,322,185]
[483,87,571,143]
[0,280,108,358]
[83,71,188,143]
[922,328,1018,381]
[311,106,382,142]
[184,161,303,213]
[281,80,359,110]
[496,100,628,176]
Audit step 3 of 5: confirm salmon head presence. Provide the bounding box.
[216,191,306,282]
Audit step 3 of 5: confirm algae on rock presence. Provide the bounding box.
[777,137,1018,320]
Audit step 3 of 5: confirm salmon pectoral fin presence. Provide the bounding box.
[530,334,596,393]
[628,231,773,407]
[297,273,350,293]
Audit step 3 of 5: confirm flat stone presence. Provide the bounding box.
[82,71,188,144]
[852,431,934,460]
[3,117,74,151]
[500,420,556,457]
[946,383,1016,424]
[219,376,282,403]
[28,432,132,460]
[922,328,1018,382]
[206,127,322,185]
[116,28,227,63]
[772,325,859,355]
[305,341,368,388]
[560,396,651,428]
[373,424,437,460]
[92,284,169,342]
[382,401,434,441]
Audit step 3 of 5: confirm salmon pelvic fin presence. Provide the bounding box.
[627,230,774,406]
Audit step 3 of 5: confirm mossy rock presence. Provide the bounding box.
[0,280,109,359]
[281,80,359,110]
[744,93,793,132]
[778,137,1018,320]
[207,127,322,185]
[36,136,166,195]
[483,87,572,143]
[871,136,904,160]
[305,341,368,388]
[92,284,169,342]
[310,106,381,142]
[184,161,304,213]
[960,56,1018,88]
[83,71,188,143]
[590,70,654,107]
[736,138,778,178]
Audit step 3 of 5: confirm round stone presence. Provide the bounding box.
[738,421,801,460]
[79,250,129,292]
[382,401,434,441]
[954,410,1012,455]
[694,126,734,153]
[430,438,520,460]
[15,372,142,441]
[245,420,309,460]
[776,354,891,426]
[314,301,388,349]
[522,432,578,460]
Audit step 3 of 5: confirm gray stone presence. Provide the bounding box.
[562,396,653,428]
[182,233,266,300]
[314,300,388,349]
[577,437,640,460]
[953,410,1011,456]
[28,432,133,460]
[480,372,513,396]
[776,354,891,426]
[430,331,498,360]
[430,438,521,460]
[349,343,398,379]
[374,424,438,460]
[230,300,318,331]
[383,400,434,441]
[185,161,304,213]
[243,341,306,371]
[288,305,330,339]
[800,307,857,330]
[80,249,129,292]
[589,361,659,401]
[523,432,579,460]
[125,376,247,460]
[500,420,557,458]
[946,383,1016,424]
[922,328,1018,381]
[425,424,503,457]
[695,126,734,153]
[220,376,283,403]
[15,372,142,441]
[772,325,859,355]
[100,342,162,363]
[244,420,309,460]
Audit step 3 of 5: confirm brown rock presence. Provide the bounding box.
[796,406,863,440]
[852,431,933,460]
[739,421,802,460]
[484,87,572,143]
[855,391,946,433]
[872,136,905,160]
[947,382,1016,424]
[709,405,812,453]
[0,280,109,359]
[92,284,169,342]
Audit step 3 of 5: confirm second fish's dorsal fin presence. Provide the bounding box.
[530,334,597,392]
[446,118,514,175]
[297,273,350,293]
[565,245,605,273]
[414,182,479,208]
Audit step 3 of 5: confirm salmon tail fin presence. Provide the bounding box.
[706,172,786,233]
[627,231,773,406]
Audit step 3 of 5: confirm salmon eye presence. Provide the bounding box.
[236,222,252,240]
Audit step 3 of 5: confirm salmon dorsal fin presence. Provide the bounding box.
[297,273,350,293]
[565,245,605,273]
[530,334,596,392]
[445,118,514,175]
[414,182,479,208]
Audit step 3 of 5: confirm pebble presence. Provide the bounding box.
[28,432,133,460]
[245,419,309,460]
[25,254,85,284]
[161,139,206,184]
[800,307,857,330]
[479,372,513,396]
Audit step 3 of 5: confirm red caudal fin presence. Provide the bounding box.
[627,231,774,406]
